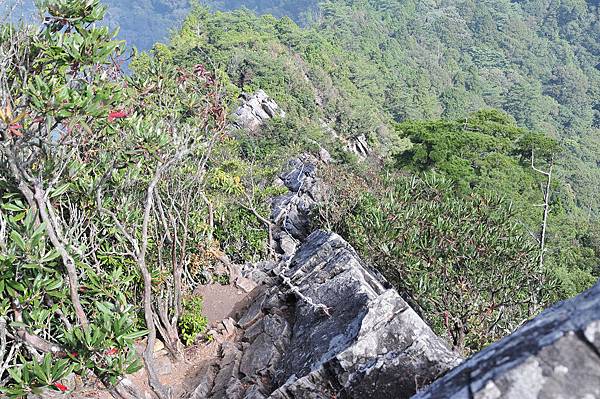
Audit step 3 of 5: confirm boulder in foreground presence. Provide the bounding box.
[413,281,600,399]
[196,231,462,398]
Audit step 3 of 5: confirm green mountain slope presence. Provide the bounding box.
[63,0,599,217]
[137,1,599,288]
[5,0,598,297]
[2,4,600,393]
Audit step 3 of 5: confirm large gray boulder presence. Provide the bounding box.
[196,231,462,398]
[233,90,285,131]
[270,231,462,398]
[190,153,462,398]
[413,281,600,399]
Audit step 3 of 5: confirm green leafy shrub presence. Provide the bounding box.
[178,297,209,346]
[0,1,227,395]
[393,111,597,301]
[321,170,556,354]
[0,354,75,398]
[61,302,146,386]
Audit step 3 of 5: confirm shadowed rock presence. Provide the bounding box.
[197,231,462,398]
[271,155,324,242]
[344,134,371,159]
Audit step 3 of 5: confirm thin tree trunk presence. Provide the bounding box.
[139,168,171,399]
[531,149,553,270]
[34,185,89,329]
[539,164,552,269]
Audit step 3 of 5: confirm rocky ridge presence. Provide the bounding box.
[168,91,600,398]
[232,94,600,398]
[189,155,462,398]
[233,91,371,161]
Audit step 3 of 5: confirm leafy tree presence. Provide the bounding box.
[393,110,597,302]
[0,1,226,397]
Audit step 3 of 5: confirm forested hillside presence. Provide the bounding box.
[1,0,600,396]
[122,0,599,342]
[47,0,600,217]
[311,0,600,214]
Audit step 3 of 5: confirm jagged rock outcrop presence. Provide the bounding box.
[188,154,462,398]
[195,231,462,399]
[233,90,285,131]
[413,281,600,399]
[270,231,463,398]
[345,134,371,158]
[271,154,325,254]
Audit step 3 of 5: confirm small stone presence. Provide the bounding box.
[244,318,265,342]
[222,317,237,337]
[240,333,279,376]
[239,293,267,328]
[189,364,219,399]
[153,339,165,353]
[473,381,502,399]
[235,276,257,293]
[272,177,285,187]
[244,385,268,399]
[279,233,298,256]
[156,360,173,376]
[318,148,333,164]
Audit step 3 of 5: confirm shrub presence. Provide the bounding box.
[321,170,555,354]
[178,297,209,346]
[0,1,224,396]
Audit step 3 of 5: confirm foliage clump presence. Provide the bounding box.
[0,1,226,397]
[324,171,554,353]
[178,296,209,346]
[393,110,598,300]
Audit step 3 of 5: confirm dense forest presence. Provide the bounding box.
[88,0,600,217]
[0,0,599,396]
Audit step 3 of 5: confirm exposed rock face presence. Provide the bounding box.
[269,232,463,399]
[187,155,461,398]
[413,281,600,399]
[194,229,462,398]
[345,134,371,158]
[271,154,325,254]
[233,90,285,131]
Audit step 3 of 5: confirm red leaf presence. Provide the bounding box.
[53,382,68,392]
[8,124,23,137]
[105,348,118,356]
[108,111,128,122]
